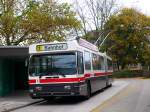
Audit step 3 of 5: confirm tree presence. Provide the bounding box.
[0,0,81,45]
[104,8,150,69]
[74,0,118,42]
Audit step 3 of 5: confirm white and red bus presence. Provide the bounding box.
[28,38,113,99]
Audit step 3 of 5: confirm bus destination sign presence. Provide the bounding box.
[36,43,68,51]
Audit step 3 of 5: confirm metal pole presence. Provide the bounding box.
[99,31,112,49]
[94,31,105,45]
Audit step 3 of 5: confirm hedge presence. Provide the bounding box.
[112,70,143,78]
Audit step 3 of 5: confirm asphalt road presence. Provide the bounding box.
[12,79,150,112]
[92,78,150,112]
[11,80,128,112]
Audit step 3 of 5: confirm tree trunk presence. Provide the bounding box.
[116,61,120,71]
[121,62,126,70]
[6,37,11,45]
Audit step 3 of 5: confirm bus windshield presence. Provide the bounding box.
[29,52,77,76]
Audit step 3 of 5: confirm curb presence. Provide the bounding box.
[2,100,44,112]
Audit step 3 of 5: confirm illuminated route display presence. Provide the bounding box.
[36,43,68,51]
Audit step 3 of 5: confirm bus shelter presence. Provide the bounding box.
[0,46,29,96]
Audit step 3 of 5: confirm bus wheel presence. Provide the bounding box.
[43,97,55,101]
[106,80,109,87]
[106,80,112,87]
[109,83,112,87]
[85,82,91,99]
[31,96,38,99]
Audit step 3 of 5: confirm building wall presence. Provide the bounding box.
[0,58,28,96]
[0,47,29,96]
[0,60,3,96]
[0,59,14,96]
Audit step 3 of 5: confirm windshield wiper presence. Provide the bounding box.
[39,72,66,78]
[39,73,45,78]
[39,72,49,78]
[59,73,66,77]
[51,72,66,77]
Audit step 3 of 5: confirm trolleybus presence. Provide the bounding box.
[28,38,113,99]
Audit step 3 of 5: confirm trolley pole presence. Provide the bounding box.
[99,31,113,49]
[94,31,113,49]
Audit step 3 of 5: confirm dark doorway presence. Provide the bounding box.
[0,47,29,96]
[14,58,28,90]
[0,58,29,96]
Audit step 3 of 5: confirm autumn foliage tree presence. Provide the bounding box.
[0,0,81,45]
[104,8,150,69]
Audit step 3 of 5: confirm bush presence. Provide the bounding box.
[113,70,134,78]
[143,70,150,78]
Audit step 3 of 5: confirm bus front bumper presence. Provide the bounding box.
[29,82,87,99]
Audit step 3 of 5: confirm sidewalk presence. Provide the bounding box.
[0,90,43,112]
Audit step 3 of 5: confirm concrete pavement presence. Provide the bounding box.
[0,91,43,112]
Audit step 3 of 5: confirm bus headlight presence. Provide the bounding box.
[64,85,71,90]
[35,86,42,91]
[29,89,34,93]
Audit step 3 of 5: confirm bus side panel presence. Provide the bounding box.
[107,72,113,85]
[90,75,107,93]
[106,59,114,85]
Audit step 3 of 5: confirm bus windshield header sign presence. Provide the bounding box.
[36,43,68,51]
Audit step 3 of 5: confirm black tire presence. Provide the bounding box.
[106,76,110,87]
[85,82,91,99]
[109,83,112,87]
[106,80,109,87]
[31,96,38,99]
[43,97,55,101]
[106,80,112,87]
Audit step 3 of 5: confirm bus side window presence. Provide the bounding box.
[107,59,113,70]
[77,52,84,74]
[99,56,105,70]
[84,51,91,71]
[92,53,101,70]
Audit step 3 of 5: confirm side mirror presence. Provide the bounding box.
[25,58,28,67]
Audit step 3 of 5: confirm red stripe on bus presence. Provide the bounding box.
[94,72,107,76]
[28,72,113,84]
[107,72,113,75]
[40,77,85,83]
[84,73,91,78]
[28,79,36,84]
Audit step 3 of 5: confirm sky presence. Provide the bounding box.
[59,0,150,31]
[60,0,150,16]
[119,0,150,15]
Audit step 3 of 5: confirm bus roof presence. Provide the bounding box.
[29,38,112,60]
[29,38,99,54]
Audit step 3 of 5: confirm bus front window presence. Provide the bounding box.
[29,52,77,76]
